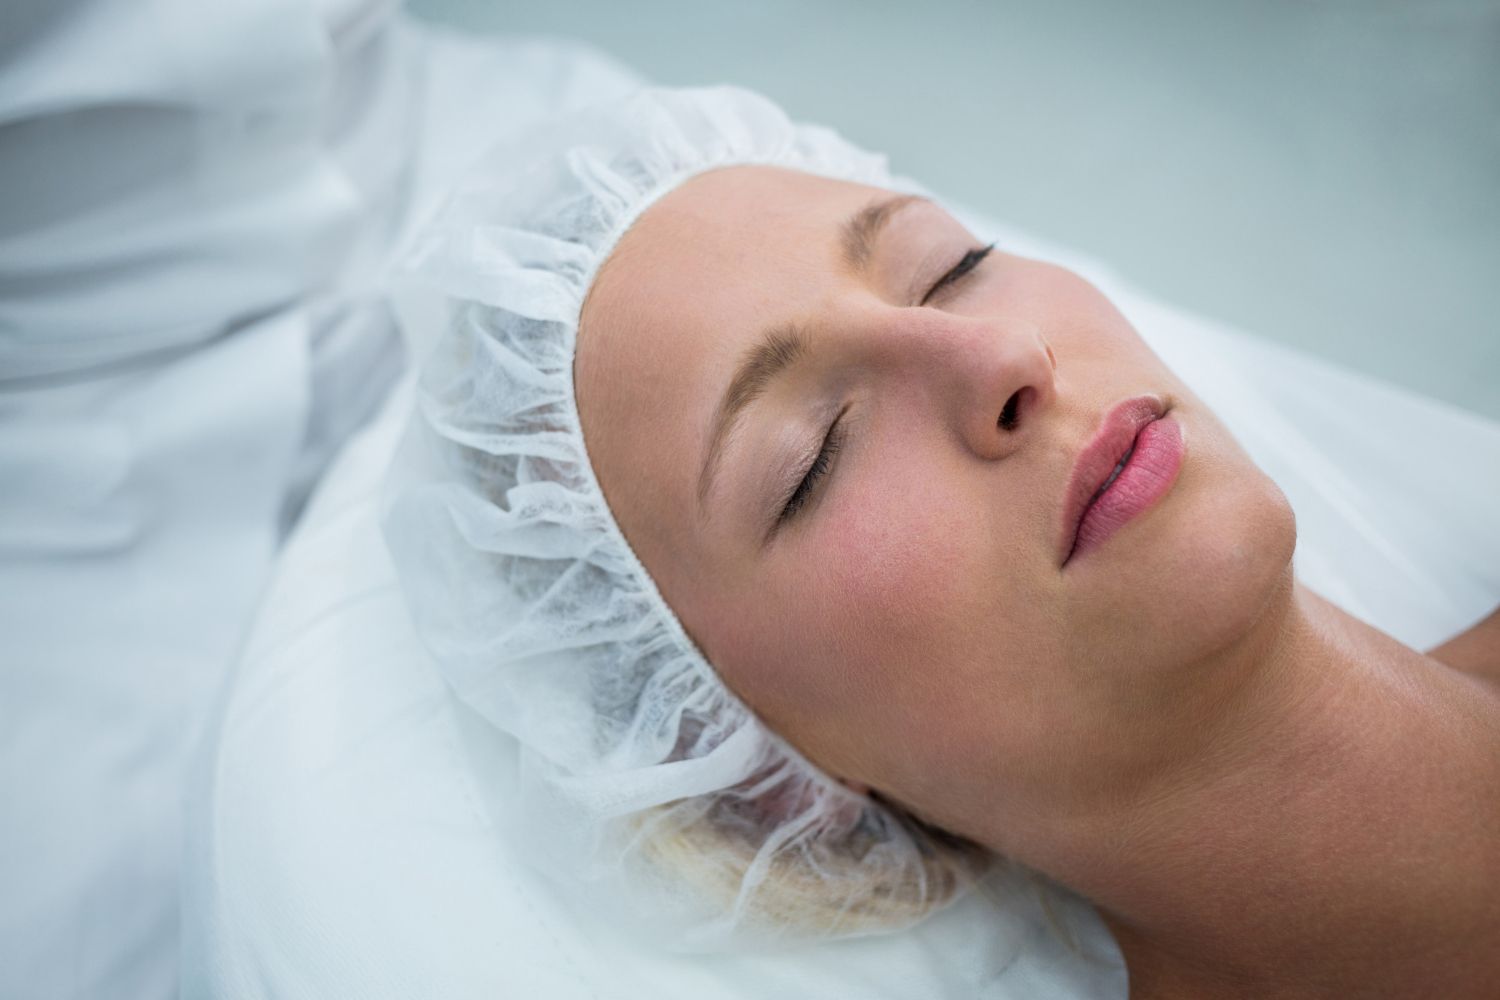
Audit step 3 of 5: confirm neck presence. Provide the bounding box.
[1051,580,1500,998]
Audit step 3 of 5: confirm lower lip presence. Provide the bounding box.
[1066,415,1184,565]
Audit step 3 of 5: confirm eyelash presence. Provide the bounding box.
[921,242,995,305]
[774,242,995,528]
[777,411,845,526]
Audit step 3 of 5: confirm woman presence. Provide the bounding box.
[386,86,1499,998]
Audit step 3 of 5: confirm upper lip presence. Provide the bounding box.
[1059,395,1167,565]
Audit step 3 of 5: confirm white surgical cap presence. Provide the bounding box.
[382,85,987,950]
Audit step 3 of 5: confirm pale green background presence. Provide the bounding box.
[411,0,1500,420]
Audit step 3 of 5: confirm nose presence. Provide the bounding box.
[923,311,1058,461]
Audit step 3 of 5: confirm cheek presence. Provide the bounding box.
[750,461,1026,761]
[736,482,973,713]
[824,479,971,639]
[782,474,1077,828]
[705,451,985,717]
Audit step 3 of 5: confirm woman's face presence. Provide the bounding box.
[576,166,1294,859]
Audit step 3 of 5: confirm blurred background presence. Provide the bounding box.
[413,0,1500,420]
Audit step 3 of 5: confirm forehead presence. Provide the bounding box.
[592,165,891,324]
[575,167,893,544]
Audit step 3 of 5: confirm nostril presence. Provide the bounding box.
[998,388,1024,431]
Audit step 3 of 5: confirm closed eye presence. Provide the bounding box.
[774,406,848,531]
[921,243,995,306]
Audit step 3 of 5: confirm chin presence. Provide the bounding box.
[1154,461,1296,667]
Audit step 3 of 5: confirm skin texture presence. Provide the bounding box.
[575,165,1500,998]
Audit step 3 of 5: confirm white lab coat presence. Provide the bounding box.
[0,0,413,995]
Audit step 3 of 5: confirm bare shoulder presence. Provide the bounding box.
[1427,606,1500,684]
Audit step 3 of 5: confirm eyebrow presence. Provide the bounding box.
[841,194,927,273]
[695,194,924,514]
[697,323,808,510]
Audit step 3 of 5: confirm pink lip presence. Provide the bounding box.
[1059,395,1184,567]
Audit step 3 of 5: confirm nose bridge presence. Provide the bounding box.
[880,306,1057,458]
